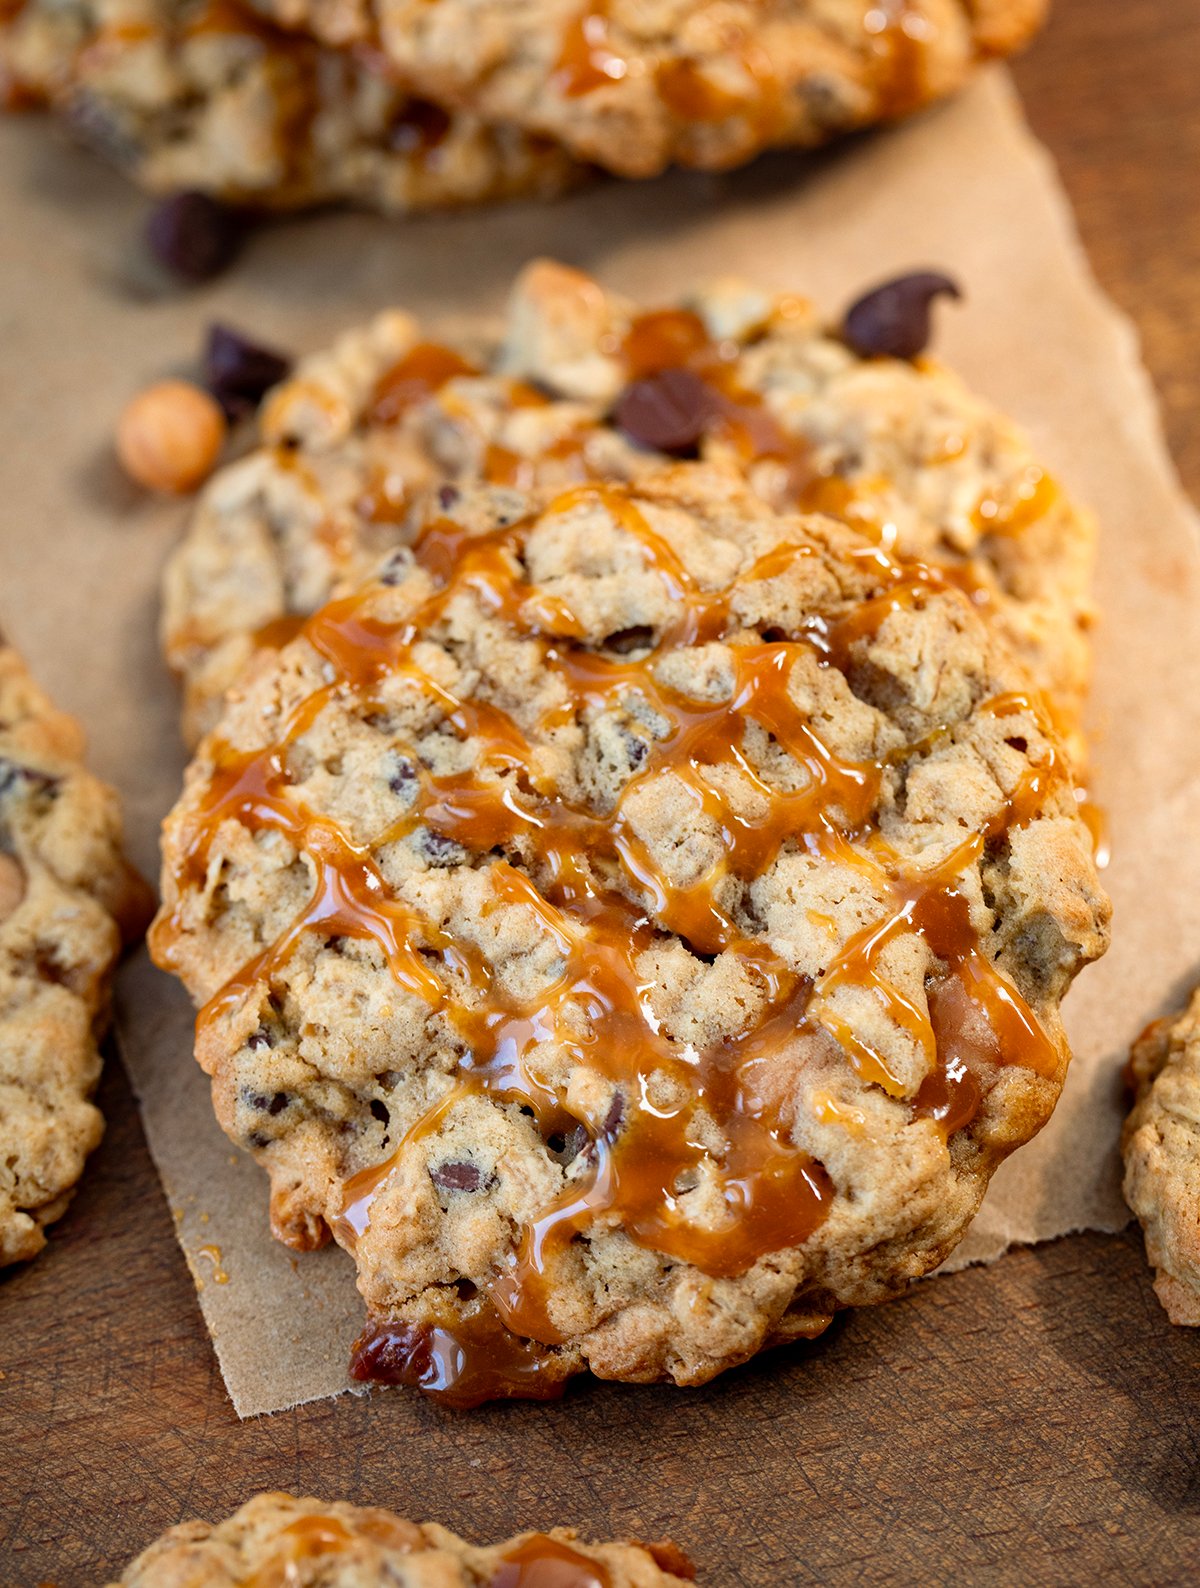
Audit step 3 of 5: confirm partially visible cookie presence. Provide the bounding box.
[111,1493,697,1586]
[245,0,1044,179]
[151,466,1108,1401]
[0,0,581,212]
[1123,989,1200,1326]
[0,644,151,1266]
[162,260,1095,755]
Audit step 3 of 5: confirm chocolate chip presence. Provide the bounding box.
[146,191,246,283]
[247,1028,273,1051]
[378,548,414,587]
[242,1087,288,1115]
[614,367,714,455]
[267,1092,289,1116]
[547,1124,590,1167]
[605,625,655,655]
[369,1099,390,1125]
[247,1130,269,1149]
[841,271,962,361]
[387,754,418,799]
[415,828,466,867]
[430,1160,484,1192]
[620,727,649,770]
[204,323,292,419]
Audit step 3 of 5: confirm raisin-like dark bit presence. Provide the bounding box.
[437,484,461,510]
[246,1028,273,1051]
[204,323,292,420]
[146,191,247,283]
[430,1161,485,1192]
[602,1092,624,1136]
[613,366,714,455]
[841,271,962,361]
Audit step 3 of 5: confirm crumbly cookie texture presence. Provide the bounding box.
[1123,990,1200,1326]
[0,645,150,1266]
[111,1493,696,1587]
[152,466,1108,1401]
[162,260,1095,752]
[0,0,580,211]
[246,0,1045,179]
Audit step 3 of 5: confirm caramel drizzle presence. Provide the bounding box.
[553,4,627,97]
[157,483,1064,1362]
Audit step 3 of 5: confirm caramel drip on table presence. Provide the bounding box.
[156,483,1067,1398]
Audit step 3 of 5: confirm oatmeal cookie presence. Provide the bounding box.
[1123,989,1200,1326]
[0,644,151,1266]
[245,0,1045,179]
[163,261,1095,754]
[151,466,1108,1402]
[112,1493,696,1586]
[0,0,580,212]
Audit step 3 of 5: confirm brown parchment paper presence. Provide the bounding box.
[2,67,1198,1418]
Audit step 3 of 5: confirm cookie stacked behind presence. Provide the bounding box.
[2,0,1045,213]
[0,644,150,1266]
[151,453,1108,1400]
[0,0,580,214]
[163,260,1095,754]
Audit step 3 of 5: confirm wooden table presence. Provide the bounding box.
[3,3,1199,1582]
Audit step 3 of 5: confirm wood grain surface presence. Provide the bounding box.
[3,2,1200,1582]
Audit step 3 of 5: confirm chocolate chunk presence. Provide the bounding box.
[614,367,713,454]
[841,271,962,361]
[204,323,291,419]
[605,625,655,655]
[146,191,246,283]
[246,1028,273,1051]
[430,1160,484,1192]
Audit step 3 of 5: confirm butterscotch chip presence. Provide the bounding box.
[242,0,1046,179]
[161,260,1097,764]
[151,465,1108,1401]
[0,0,582,213]
[0,646,150,1267]
[111,1493,695,1586]
[117,380,227,495]
[1124,991,1200,1325]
